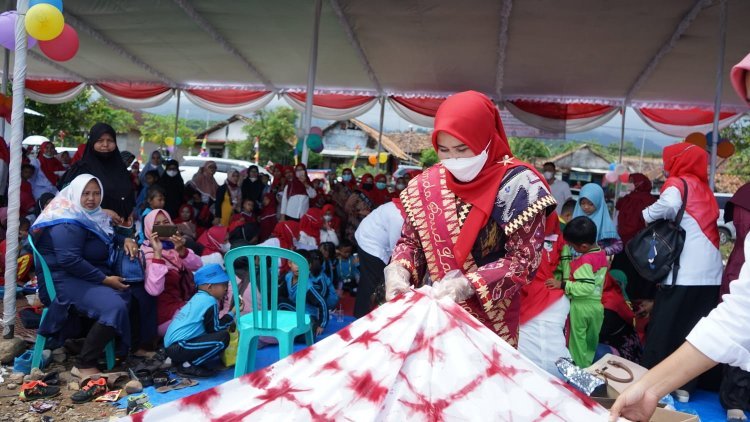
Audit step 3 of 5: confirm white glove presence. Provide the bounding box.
[384,263,411,301]
[431,270,474,302]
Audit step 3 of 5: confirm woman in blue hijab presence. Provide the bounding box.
[573,183,622,256]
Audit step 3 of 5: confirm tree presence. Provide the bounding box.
[507,137,551,161]
[229,107,298,165]
[721,119,750,176]
[420,148,438,167]
[25,87,138,146]
[140,114,195,146]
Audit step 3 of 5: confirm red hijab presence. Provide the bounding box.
[371,174,391,206]
[173,204,195,224]
[433,91,546,264]
[616,173,656,245]
[321,203,341,232]
[662,142,719,247]
[38,141,65,185]
[271,221,300,250]
[520,211,565,324]
[286,164,310,196]
[259,193,278,242]
[300,207,325,243]
[197,225,228,256]
[71,143,86,164]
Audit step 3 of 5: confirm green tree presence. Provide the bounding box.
[229,107,298,165]
[140,114,195,146]
[420,148,438,167]
[507,137,551,161]
[721,119,750,176]
[606,141,640,157]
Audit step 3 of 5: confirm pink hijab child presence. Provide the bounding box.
[141,209,204,336]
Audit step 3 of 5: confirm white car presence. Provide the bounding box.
[179,156,272,186]
[715,193,736,245]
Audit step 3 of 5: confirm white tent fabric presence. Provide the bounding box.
[93,85,174,109]
[124,289,608,421]
[634,107,743,138]
[282,93,378,120]
[387,97,436,127]
[505,102,620,134]
[6,0,750,111]
[25,82,86,104]
[184,90,275,115]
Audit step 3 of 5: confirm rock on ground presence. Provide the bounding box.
[0,338,26,364]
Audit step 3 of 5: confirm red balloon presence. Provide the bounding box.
[39,23,78,62]
[619,172,630,183]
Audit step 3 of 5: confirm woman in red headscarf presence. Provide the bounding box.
[640,142,723,395]
[280,163,316,221]
[370,174,391,206]
[343,173,376,243]
[38,141,65,186]
[258,193,278,242]
[386,91,556,346]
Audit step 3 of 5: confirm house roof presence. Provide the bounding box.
[321,119,415,162]
[387,131,433,155]
[548,144,612,171]
[195,114,247,139]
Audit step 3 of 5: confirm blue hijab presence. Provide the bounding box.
[572,183,619,242]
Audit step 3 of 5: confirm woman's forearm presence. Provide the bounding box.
[640,342,717,399]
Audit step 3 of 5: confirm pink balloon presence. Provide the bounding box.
[39,23,78,61]
[605,171,618,183]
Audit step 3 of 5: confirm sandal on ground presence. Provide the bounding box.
[71,378,108,404]
[155,377,198,393]
[79,371,130,390]
[19,380,61,402]
[134,369,154,387]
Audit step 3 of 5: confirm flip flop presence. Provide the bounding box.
[78,371,130,389]
[155,377,198,393]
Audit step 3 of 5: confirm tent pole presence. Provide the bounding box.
[301,0,322,166]
[173,89,181,139]
[376,97,385,171]
[612,104,626,210]
[3,0,28,339]
[709,0,728,191]
[1,48,8,136]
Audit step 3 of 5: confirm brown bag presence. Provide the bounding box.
[586,353,647,398]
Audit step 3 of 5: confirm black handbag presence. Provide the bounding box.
[111,246,146,283]
[625,178,688,286]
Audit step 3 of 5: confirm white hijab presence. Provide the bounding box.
[31,173,113,243]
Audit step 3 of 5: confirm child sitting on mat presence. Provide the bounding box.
[164,263,234,378]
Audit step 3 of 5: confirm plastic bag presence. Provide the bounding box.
[221,328,239,367]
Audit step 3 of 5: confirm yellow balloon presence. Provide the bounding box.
[164,137,175,146]
[25,4,65,41]
[378,152,388,164]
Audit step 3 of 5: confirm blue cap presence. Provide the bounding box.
[194,264,229,286]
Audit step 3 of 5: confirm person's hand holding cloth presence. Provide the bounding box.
[385,263,474,302]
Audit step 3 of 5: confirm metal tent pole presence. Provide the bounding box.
[3,0,28,338]
[376,97,385,171]
[173,89,181,139]
[709,0,728,191]
[612,104,626,210]
[301,0,322,166]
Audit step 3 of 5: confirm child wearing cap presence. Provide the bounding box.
[164,263,234,378]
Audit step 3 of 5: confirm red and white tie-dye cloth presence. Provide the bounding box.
[124,288,609,421]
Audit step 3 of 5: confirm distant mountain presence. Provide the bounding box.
[565,128,668,153]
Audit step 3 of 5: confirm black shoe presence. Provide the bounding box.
[176,365,216,379]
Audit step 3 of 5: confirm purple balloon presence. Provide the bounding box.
[0,11,38,51]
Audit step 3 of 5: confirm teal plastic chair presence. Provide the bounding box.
[224,246,314,378]
[28,235,115,371]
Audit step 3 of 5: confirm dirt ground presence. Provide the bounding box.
[0,362,126,421]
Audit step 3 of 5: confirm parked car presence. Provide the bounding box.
[179,157,272,186]
[716,192,736,245]
[392,164,423,179]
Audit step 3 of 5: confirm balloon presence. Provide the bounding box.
[309,126,322,136]
[164,137,175,146]
[30,0,63,12]
[605,171,617,183]
[684,132,707,149]
[306,133,323,153]
[378,152,388,164]
[614,163,627,175]
[39,23,78,61]
[0,12,38,50]
[619,172,630,183]
[167,145,175,154]
[368,155,377,165]
[705,131,714,146]
[717,140,735,158]
[175,136,182,145]
[24,4,64,41]
[608,163,616,171]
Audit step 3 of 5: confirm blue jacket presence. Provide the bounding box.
[164,290,232,347]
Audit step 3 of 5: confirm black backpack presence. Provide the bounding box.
[625,178,688,286]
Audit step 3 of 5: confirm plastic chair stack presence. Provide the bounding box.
[28,235,115,371]
[224,246,314,378]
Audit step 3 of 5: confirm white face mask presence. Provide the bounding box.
[323,214,333,222]
[440,143,490,183]
[543,171,554,180]
[296,170,306,178]
[396,183,406,190]
[43,153,54,159]
[249,177,258,182]
[166,170,178,177]
[220,242,231,254]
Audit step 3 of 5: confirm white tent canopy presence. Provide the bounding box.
[6,0,750,110]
